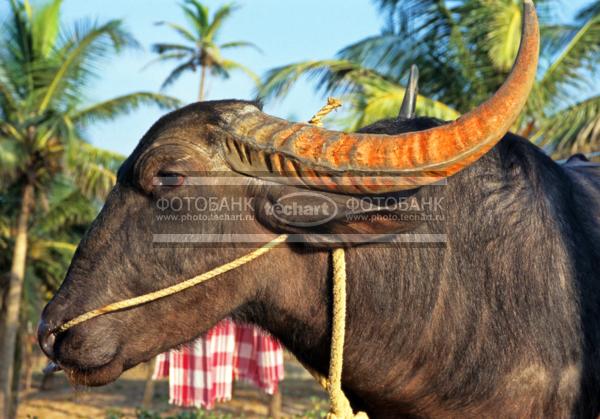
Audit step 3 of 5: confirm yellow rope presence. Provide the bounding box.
[327,249,368,419]
[56,97,367,418]
[308,97,342,127]
[308,99,367,419]
[56,235,289,333]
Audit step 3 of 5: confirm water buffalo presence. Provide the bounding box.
[39,2,600,417]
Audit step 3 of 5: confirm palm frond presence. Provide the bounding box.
[31,0,62,58]
[220,40,262,53]
[182,0,209,34]
[0,138,25,188]
[33,189,97,235]
[38,19,138,112]
[67,140,123,170]
[70,92,181,127]
[533,95,600,157]
[206,3,239,40]
[151,43,195,55]
[155,21,196,43]
[218,59,260,86]
[257,60,373,101]
[349,75,461,129]
[160,59,196,90]
[143,51,192,71]
[65,141,123,199]
[7,0,34,66]
[0,68,19,117]
[340,1,491,111]
[74,162,117,199]
[576,1,600,22]
[37,241,78,253]
[367,0,471,72]
[538,13,600,108]
[476,0,523,72]
[258,57,460,131]
[0,121,25,141]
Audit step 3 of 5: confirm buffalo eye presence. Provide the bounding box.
[154,171,186,187]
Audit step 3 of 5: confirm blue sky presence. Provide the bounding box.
[55,0,592,155]
[59,0,379,155]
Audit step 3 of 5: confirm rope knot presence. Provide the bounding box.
[308,97,342,127]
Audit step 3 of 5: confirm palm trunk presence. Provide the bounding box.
[142,357,156,407]
[268,388,282,419]
[0,182,34,419]
[199,64,207,101]
[22,324,34,392]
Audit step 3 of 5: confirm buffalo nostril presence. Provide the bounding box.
[37,320,56,360]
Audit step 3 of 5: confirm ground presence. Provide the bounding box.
[18,353,327,418]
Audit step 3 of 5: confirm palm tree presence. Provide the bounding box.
[529,1,600,156]
[258,0,600,158]
[0,181,98,335]
[149,0,260,101]
[0,177,100,402]
[0,1,180,416]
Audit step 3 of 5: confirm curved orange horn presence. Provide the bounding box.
[222,0,539,194]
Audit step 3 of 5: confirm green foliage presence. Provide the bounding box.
[536,12,600,108]
[105,408,126,419]
[0,177,97,321]
[259,60,371,100]
[31,0,62,58]
[258,58,458,128]
[0,0,180,198]
[533,95,600,157]
[134,408,161,419]
[295,397,328,418]
[0,0,180,313]
[150,1,260,98]
[259,0,600,157]
[340,72,460,130]
[0,1,179,414]
[577,1,600,22]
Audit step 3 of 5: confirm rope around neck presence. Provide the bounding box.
[56,99,366,418]
[306,98,365,417]
[327,249,367,418]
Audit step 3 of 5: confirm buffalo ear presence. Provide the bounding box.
[251,184,423,247]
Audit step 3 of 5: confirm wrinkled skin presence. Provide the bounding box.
[40,101,600,417]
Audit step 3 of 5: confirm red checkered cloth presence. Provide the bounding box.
[153,318,284,409]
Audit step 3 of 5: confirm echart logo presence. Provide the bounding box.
[268,192,338,227]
